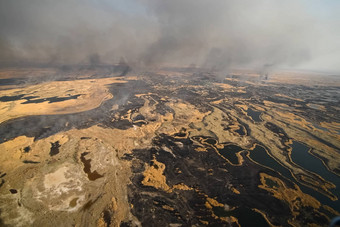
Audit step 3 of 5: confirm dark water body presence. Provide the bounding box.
[247,108,262,122]
[248,145,340,212]
[213,206,269,227]
[217,144,243,165]
[23,146,31,153]
[204,138,217,145]
[291,141,340,199]
[235,126,246,136]
[249,145,293,181]
[69,197,79,208]
[80,152,103,181]
[132,114,145,121]
[9,189,17,194]
[49,141,60,156]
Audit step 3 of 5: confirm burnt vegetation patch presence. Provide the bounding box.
[126,133,293,226]
[0,69,338,226]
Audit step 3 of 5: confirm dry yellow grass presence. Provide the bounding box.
[142,156,172,192]
[0,77,127,124]
[259,173,321,214]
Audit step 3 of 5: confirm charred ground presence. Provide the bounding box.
[0,67,339,226]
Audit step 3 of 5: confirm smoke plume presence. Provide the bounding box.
[0,0,339,73]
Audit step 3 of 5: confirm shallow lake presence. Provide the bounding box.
[248,145,340,212]
[247,108,262,122]
[290,141,340,200]
[217,144,243,165]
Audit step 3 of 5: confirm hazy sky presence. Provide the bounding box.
[0,0,339,73]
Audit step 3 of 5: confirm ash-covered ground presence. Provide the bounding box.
[0,67,339,227]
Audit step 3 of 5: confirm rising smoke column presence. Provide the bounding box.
[0,0,339,73]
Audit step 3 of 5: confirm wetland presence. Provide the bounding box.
[0,67,339,226]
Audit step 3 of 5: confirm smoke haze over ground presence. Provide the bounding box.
[0,0,339,73]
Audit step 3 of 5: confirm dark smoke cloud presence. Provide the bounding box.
[0,0,339,73]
